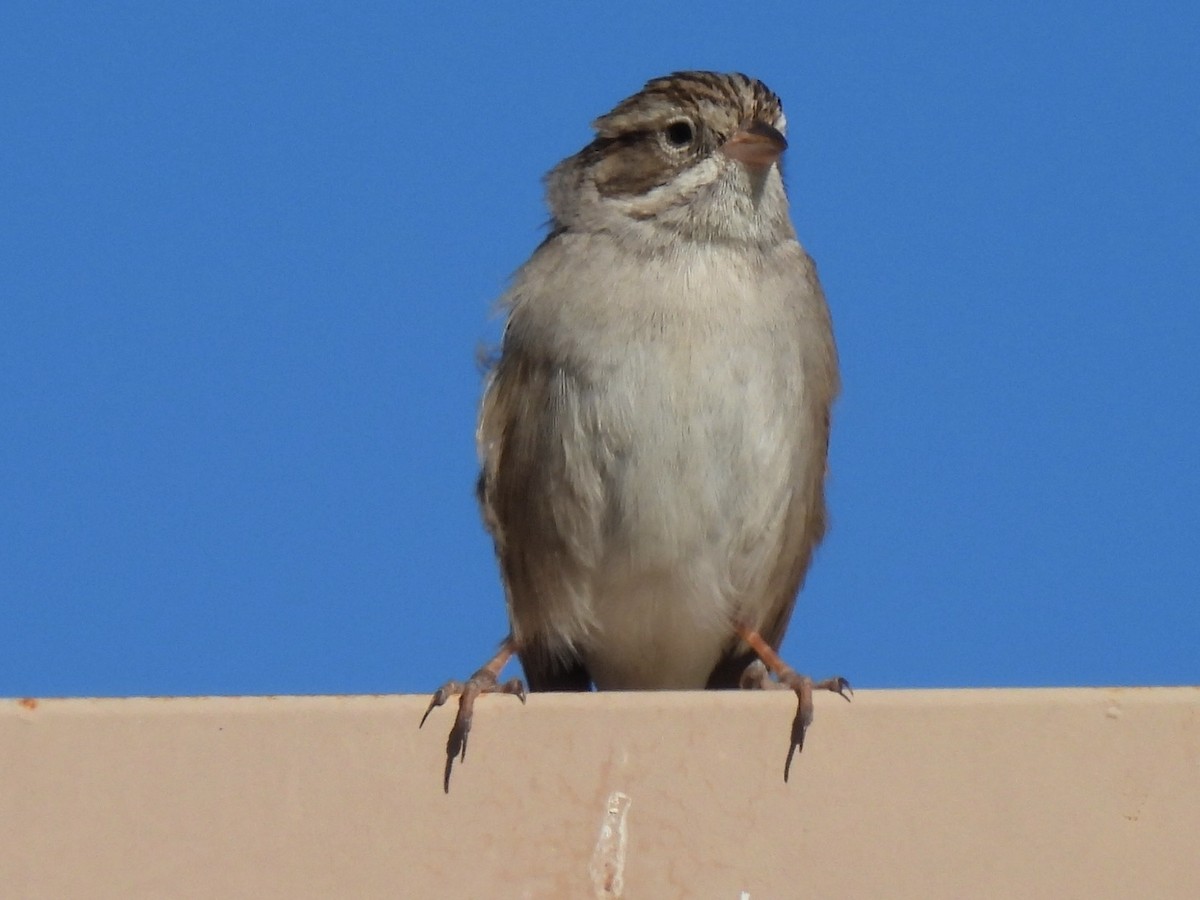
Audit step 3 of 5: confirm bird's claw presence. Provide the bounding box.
[777,672,853,782]
[419,668,527,792]
[823,676,854,703]
[419,680,464,729]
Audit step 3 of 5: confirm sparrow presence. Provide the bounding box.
[422,71,849,790]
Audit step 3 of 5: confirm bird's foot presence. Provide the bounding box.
[420,637,525,792]
[735,627,852,782]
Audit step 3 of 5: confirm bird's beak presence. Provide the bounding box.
[720,121,788,169]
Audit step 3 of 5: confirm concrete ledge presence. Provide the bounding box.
[3,688,1198,898]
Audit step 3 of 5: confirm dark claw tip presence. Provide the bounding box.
[784,741,799,782]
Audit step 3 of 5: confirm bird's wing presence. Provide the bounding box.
[476,326,604,692]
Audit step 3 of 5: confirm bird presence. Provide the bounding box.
[421,71,849,790]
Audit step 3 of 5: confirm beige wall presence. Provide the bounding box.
[3,688,1198,898]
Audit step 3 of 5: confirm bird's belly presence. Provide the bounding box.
[583,568,736,689]
[577,358,802,689]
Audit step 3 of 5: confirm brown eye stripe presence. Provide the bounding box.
[588,131,686,198]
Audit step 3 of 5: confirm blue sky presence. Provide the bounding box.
[2,2,1196,698]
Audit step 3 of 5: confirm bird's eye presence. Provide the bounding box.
[664,120,695,147]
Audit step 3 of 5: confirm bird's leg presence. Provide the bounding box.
[419,635,526,792]
[734,623,852,782]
